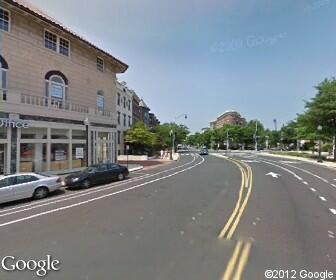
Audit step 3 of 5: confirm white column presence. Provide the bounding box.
[16,128,21,173]
[69,129,73,170]
[6,128,11,174]
[46,127,51,171]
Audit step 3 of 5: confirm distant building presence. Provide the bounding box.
[131,91,141,125]
[149,113,160,131]
[211,111,246,129]
[139,99,150,126]
[210,122,216,130]
[116,81,133,155]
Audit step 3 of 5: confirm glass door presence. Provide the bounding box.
[0,144,6,175]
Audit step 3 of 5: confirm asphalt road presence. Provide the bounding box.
[0,151,335,280]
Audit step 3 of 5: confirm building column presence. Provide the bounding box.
[46,127,51,171]
[16,128,21,173]
[6,128,11,174]
[69,129,73,170]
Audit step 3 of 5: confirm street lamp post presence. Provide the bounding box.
[170,114,188,160]
[170,129,175,160]
[265,135,269,150]
[83,117,90,167]
[317,125,323,163]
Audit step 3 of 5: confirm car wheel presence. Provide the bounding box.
[118,173,125,181]
[33,187,49,200]
[82,179,91,189]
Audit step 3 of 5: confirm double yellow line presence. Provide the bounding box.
[222,240,252,280]
[217,156,253,280]
[218,158,253,240]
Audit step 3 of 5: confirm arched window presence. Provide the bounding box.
[45,71,68,102]
[0,55,8,101]
[97,90,105,112]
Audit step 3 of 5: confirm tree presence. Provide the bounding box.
[125,122,156,154]
[298,78,336,159]
[155,123,190,149]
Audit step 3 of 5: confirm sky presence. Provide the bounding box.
[29,0,336,132]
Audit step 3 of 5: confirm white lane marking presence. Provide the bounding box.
[303,181,309,185]
[0,157,205,228]
[260,160,303,181]
[310,188,317,192]
[329,209,336,215]
[331,184,336,189]
[242,160,260,163]
[266,172,281,178]
[211,154,228,159]
[319,196,327,201]
[267,159,330,185]
[0,155,198,216]
[280,161,300,164]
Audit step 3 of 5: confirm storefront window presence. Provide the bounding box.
[72,130,86,140]
[97,141,109,163]
[50,143,69,171]
[20,143,47,172]
[0,144,6,174]
[21,127,47,139]
[98,132,109,140]
[51,129,69,139]
[72,144,86,168]
[0,127,6,139]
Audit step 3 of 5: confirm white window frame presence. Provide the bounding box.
[97,91,105,112]
[0,8,11,33]
[44,29,71,57]
[0,68,8,101]
[47,75,67,101]
[59,37,70,57]
[117,93,121,106]
[97,57,105,72]
[117,111,121,125]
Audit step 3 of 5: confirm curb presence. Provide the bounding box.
[259,152,336,169]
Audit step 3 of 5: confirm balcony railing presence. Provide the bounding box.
[21,94,89,114]
[95,108,114,118]
[1,92,116,123]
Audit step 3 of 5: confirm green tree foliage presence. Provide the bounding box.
[297,78,336,159]
[125,122,156,152]
[155,123,190,148]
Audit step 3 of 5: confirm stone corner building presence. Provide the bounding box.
[0,0,128,175]
[210,111,246,129]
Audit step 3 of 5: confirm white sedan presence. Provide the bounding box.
[0,173,62,204]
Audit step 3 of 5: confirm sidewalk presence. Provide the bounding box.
[259,152,336,169]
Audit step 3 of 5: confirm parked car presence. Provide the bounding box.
[0,173,62,204]
[199,148,208,155]
[64,163,129,189]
